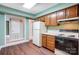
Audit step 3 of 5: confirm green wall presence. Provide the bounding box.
[26,19,29,40]
[47,24,64,30]
[0,5,34,18]
[0,13,5,46]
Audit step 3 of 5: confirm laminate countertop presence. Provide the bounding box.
[42,32,79,40]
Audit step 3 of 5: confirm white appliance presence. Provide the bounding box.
[33,21,46,47]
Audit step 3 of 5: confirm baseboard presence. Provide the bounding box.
[0,45,4,50]
[0,39,29,49]
[0,47,1,50]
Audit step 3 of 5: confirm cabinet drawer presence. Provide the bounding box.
[47,39,55,42]
[47,43,55,47]
[47,44,55,51]
[47,35,55,38]
[47,41,55,44]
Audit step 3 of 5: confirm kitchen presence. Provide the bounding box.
[31,4,79,55]
[0,3,79,55]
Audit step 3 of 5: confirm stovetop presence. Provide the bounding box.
[57,33,79,39]
[57,29,79,39]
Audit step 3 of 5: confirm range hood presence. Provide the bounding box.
[57,17,79,22]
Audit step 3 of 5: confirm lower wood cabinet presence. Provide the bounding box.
[42,34,47,48]
[47,35,55,51]
[42,34,55,52]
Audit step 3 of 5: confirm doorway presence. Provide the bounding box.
[6,16,25,43]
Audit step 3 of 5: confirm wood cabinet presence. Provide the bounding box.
[42,34,47,48]
[57,9,65,20]
[38,16,45,22]
[44,13,58,26]
[47,35,55,51]
[44,15,50,26]
[50,13,58,26]
[42,34,55,51]
[66,5,79,18]
[37,4,79,26]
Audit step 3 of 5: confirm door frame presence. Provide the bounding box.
[4,14,27,48]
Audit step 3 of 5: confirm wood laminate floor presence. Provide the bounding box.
[0,41,54,55]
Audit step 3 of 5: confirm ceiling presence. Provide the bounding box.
[0,3,58,14]
[31,3,57,14]
[0,3,33,14]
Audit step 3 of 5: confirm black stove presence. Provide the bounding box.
[55,36,78,55]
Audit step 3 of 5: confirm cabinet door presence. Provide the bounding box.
[66,5,78,18]
[47,35,55,51]
[50,13,57,26]
[42,34,47,48]
[57,9,65,20]
[45,15,50,26]
[40,16,45,22]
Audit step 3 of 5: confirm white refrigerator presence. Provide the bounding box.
[33,21,46,47]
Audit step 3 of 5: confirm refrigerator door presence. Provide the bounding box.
[33,21,41,30]
[33,30,41,47]
[32,21,46,47]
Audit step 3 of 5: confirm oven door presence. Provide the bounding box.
[55,36,78,55]
[55,37,65,51]
[64,39,78,55]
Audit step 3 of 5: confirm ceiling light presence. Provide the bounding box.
[23,3,36,9]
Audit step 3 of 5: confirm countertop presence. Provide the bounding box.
[42,32,58,36]
[42,32,79,39]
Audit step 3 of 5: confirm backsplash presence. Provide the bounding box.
[47,22,79,33]
[47,25,79,34]
[47,27,78,39]
[47,29,60,34]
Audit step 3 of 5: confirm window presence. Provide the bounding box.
[6,21,9,35]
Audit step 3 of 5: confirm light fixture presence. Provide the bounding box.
[23,3,36,9]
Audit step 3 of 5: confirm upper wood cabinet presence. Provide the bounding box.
[44,15,50,26]
[57,9,65,20]
[50,12,58,26]
[37,4,79,26]
[66,5,79,18]
[39,16,45,22]
[44,12,58,26]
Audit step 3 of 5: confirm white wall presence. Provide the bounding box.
[29,19,35,40]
